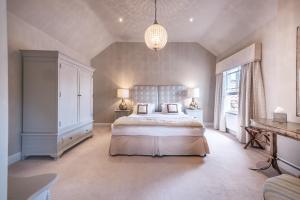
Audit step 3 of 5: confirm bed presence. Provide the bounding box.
[109,85,209,156]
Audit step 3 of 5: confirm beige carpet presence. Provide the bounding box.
[9,127,270,200]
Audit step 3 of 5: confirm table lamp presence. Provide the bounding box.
[187,88,200,109]
[117,88,129,110]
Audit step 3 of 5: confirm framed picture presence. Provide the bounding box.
[296,26,300,116]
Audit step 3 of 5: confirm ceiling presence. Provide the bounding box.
[8,0,278,59]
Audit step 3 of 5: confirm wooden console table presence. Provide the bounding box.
[250,118,300,174]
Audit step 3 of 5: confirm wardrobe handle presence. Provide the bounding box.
[78,94,82,97]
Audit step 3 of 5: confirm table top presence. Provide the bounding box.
[250,118,300,141]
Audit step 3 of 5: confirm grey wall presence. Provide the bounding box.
[7,12,90,156]
[218,0,300,174]
[0,0,8,198]
[92,42,216,123]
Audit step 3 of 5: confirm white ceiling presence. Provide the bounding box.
[8,0,115,60]
[8,0,278,58]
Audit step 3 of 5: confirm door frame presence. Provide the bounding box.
[0,0,9,199]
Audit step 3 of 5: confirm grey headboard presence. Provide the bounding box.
[131,85,187,112]
[158,85,187,111]
[131,85,159,110]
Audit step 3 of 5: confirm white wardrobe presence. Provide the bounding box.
[21,50,94,159]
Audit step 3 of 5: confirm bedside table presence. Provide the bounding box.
[185,109,203,123]
[114,110,131,120]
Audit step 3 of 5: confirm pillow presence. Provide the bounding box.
[167,104,178,113]
[133,103,155,114]
[161,103,182,114]
[147,103,155,113]
[137,104,148,114]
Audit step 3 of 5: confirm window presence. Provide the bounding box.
[223,66,241,113]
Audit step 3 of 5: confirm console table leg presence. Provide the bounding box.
[249,132,282,174]
[249,119,300,174]
[271,158,282,174]
[271,132,282,174]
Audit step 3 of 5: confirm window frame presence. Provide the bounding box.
[223,66,241,114]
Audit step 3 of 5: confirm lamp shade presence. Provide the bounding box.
[117,89,129,98]
[188,88,200,98]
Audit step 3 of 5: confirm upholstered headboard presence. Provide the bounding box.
[131,85,159,110]
[131,85,187,112]
[157,85,187,111]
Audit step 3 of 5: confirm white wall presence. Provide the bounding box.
[218,0,300,174]
[0,0,8,198]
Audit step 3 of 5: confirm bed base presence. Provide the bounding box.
[109,135,209,156]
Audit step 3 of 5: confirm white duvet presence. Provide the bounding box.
[113,113,203,128]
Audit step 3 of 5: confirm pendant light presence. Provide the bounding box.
[144,0,168,51]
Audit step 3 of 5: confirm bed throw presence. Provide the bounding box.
[113,114,203,128]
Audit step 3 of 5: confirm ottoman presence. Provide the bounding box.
[263,174,300,200]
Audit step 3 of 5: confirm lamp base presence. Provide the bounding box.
[119,99,127,110]
[189,98,198,110]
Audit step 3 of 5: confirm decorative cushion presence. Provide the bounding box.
[167,104,178,113]
[133,103,155,114]
[263,174,300,200]
[137,104,148,114]
[161,103,183,114]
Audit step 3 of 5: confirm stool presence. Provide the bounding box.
[263,174,300,200]
[244,127,270,149]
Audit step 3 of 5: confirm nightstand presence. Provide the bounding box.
[114,110,131,120]
[185,108,203,123]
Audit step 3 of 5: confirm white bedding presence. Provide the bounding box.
[111,113,205,137]
[113,113,203,127]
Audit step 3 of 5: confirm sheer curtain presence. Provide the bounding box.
[237,61,266,143]
[214,73,226,131]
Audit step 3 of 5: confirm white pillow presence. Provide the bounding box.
[133,103,155,114]
[161,103,183,114]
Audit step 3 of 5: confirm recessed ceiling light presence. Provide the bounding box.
[118,17,123,23]
[189,18,194,22]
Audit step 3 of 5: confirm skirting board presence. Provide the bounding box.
[94,123,111,127]
[8,152,21,166]
[204,122,213,128]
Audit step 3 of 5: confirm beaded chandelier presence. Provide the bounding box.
[144,0,168,51]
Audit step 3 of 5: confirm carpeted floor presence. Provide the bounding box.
[9,126,272,200]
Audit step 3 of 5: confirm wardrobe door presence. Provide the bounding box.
[59,61,78,129]
[79,69,93,123]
